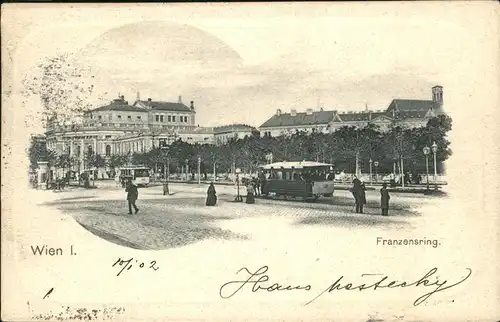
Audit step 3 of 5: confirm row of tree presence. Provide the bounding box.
[29,115,452,177]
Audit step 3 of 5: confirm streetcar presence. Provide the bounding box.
[119,165,151,187]
[259,161,335,201]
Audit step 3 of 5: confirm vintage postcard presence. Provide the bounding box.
[1,2,499,321]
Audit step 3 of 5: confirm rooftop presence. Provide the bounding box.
[260,110,334,128]
[388,99,438,112]
[214,124,256,133]
[89,98,147,113]
[261,161,333,169]
[135,100,193,112]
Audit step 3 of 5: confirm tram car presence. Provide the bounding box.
[259,161,335,201]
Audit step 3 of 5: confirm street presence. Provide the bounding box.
[38,182,442,250]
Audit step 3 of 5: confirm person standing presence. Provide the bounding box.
[125,179,139,214]
[359,182,367,213]
[351,178,365,213]
[246,183,255,204]
[206,182,217,206]
[380,183,390,216]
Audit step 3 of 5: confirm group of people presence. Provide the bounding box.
[124,177,390,216]
[205,181,257,206]
[351,177,390,216]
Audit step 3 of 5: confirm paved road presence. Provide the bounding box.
[38,182,439,250]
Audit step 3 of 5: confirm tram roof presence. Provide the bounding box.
[260,161,333,170]
[119,165,150,169]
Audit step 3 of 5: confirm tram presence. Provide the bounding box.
[119,165,151,187]
[259,161,335,201]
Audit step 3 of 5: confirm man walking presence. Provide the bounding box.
[125,179,139,214]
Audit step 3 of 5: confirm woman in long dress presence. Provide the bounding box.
[380,183,390,216]
[206,182,217,206]
[246,183,255,204]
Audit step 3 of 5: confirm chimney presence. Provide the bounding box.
[291,109,297,116]
[190,101,195,110]
[276,109,282,116]
[306,108,313,115]
[178,95,182,103]
[136,92,140,100]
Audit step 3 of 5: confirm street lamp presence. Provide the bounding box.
[197,156,201,185]
[423,146,430,191]
[431,141,438,190]
[234,168,243,202]
[374,161,379,183]
[160,142,169,195]
[369,158,373,185]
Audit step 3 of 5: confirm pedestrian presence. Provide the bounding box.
[380,182,390,216]
[253,177,260,197]
[115,173,121,187]
[206,182,217,206]
[125,179,139,214]
[359,182,367,213]
[351,177,365,213]
[246,182,255,204]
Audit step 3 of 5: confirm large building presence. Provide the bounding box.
[44,94,200,174]
[213,124,257,145]
[259,85,445,136]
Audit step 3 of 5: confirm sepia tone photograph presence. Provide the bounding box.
[2,3,499,321]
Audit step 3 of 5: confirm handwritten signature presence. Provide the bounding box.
[112,257,160,276]
[219,265,472,306]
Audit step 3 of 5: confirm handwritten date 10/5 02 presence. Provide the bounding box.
[112,257,159,276]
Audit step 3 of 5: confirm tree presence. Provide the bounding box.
[55,154,73,178]
[21,54,105,127]
[108,154,127,170]
[85,151,106,170]
[28,136,48,170]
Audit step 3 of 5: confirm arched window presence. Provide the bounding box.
[105,145,111,156]
[87,145,93,155]
[76,145,81,157]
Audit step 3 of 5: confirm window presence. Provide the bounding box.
[160,115,164,122]
[168,115,172,122]
[105,135,112,139]
[127,115,132,120]
[155,115,160,122]
[98,115,102,120]
[172,116,176,122]
[117,115,122,119]
[137,116,141,120]
[105,145,111,156]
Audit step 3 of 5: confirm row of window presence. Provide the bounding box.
[90,114,142,121]
[154,115,189,123]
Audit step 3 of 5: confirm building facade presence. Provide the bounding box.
[213,124,257,145]
[44,94,201,173]
[259,85,445,136]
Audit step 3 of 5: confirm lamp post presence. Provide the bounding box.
[160,142,169,195]
[212,156,216,182]
[423,146,430,191]
[234,168,243,202]
[374,161,379,183]
[369,158,373,185]
[197,156,201,185]
[431,141,438,190]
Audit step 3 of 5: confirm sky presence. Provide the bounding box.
[3,2,495,131]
